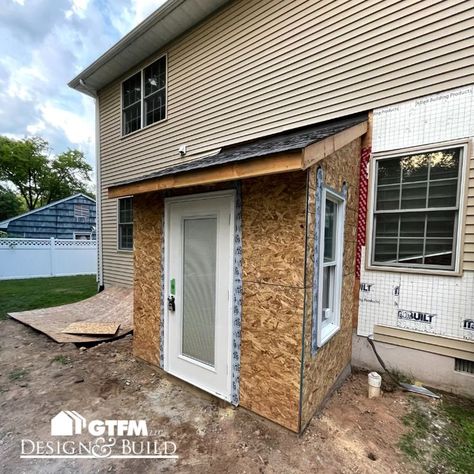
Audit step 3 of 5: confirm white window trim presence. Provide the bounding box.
[117,196,133,252]
[120,53,168,138]
[366,141,469,276]
[73,232,92,240]
[317,187,345,347]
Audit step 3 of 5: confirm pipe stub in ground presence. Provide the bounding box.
[368,371,382,398]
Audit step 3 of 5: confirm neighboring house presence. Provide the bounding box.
[69,0,474,431]
[0,194,96,240]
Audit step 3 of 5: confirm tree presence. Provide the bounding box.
[47,149,94,204]
[0,136,93,210]
[0,185,24,221]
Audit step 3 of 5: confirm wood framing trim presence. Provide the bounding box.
[374,325,474,361]
[109,152,303,198]
[302,121,368,169]
[108,122,367,198]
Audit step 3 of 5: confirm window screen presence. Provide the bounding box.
[143,56,166,126]
[122,72,141,135]
[118,197,133,250]
[373,148,461,269]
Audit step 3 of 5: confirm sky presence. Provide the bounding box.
[0,0,166,176]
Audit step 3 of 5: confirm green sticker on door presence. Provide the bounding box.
[170,278,176,295]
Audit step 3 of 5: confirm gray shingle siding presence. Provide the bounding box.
[6,195,96,239]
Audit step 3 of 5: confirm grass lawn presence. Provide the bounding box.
[0,275,97,320]
[400,394,474,473]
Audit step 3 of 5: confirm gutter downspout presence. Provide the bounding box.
[79,79,104,291]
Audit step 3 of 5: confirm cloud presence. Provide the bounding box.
[0,0,167,183]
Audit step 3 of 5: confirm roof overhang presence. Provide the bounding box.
[108,120,367,198]
[68,0,232,96]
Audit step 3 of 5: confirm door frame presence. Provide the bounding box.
[163,189,236,401]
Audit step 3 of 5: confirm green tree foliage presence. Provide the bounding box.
[0,136,93,211]
[0,185,24,221]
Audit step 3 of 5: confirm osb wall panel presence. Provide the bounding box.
[301,139,361,429]
[133,192,164,366]
[239,172,307,432]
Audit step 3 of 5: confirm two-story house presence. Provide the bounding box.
[70,0,474,432]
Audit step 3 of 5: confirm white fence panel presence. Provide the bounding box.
[0,238,97,280]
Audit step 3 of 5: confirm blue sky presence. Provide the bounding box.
[0,0,165,175]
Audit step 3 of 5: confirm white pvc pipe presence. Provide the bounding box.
[368,371,382,398]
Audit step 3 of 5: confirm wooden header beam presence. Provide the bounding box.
[108,122,367,198]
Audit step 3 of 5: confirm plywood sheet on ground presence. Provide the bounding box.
[62,322,120,336]
[8,287,133,343]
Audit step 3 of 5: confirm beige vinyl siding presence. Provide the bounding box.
[98,0,474,287]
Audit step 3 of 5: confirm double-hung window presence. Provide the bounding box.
[118,197,133,250]
[317,188,345,346]
[122,55,166,136]
[372,146,463,270]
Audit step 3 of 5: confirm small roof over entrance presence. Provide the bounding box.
[109,115,367,198]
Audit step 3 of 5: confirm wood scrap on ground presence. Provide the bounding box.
[62,322,120,336]
[8,287,133,343]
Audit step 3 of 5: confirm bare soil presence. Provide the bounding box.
[0,318,418,473]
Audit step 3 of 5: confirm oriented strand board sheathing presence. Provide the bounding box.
[62,322,120,336]
[301,139,361,429]
[133,192,164,365]
[239,172,307,432]
[8,287,132,343]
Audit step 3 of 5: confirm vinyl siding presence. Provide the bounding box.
[98,0,474,287]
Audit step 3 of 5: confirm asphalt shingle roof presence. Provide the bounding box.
[113,114,367,188]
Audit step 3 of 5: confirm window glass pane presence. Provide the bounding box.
[374,238,397,263]
[401,181,427,209]
[119,198,133,224]
[373,148,461,269]
[324,199,337,262]
[123,103,141,135]
[144,57,166,97]
[427,179,457,208]
[375,214,399,237]
[398,239,423,264]
[400,213,424,238]
[426,211,455,238]
[322,265,335,320]
[401,154,429,182]
[376,184,400,210]
[425,239,453,266]
[122,72,141,108]
[429,149,459,180]
[182,218,217,367]
[119,224,133,250]
[377,158,400,185]
[144,89,166,126]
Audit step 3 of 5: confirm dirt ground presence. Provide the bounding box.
[0,318,420,473]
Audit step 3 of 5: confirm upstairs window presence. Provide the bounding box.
[372,146,463,270]
[122,72,141,135]
[144,56,166,126]
[118,197,133,250]
[122,55,167,136]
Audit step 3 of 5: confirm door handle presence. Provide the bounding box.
[167,296,176,312]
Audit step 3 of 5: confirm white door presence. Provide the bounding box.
[164,191,235,401]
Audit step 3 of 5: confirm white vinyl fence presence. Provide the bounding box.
[0,238,97,280]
